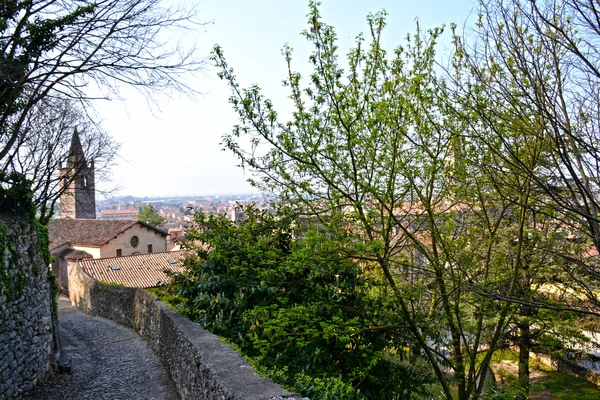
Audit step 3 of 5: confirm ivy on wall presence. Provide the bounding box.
[0,215,28,302]
[0,172,35,219]
[0,172,56,304]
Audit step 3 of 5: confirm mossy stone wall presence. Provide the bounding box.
[0,219,56,400]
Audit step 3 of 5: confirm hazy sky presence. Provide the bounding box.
[94,0,477,198]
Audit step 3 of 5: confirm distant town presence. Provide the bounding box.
[96,193,273,229]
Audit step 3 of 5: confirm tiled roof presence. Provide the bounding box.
[80,250,192,288]
[48,219,167,250]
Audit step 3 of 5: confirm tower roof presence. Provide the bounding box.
[67,128,86,167]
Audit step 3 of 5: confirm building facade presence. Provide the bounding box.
[48,219,168,293]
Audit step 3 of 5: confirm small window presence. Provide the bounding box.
[147,244,153,253]
[130,235,139,248]
[116,249,122,257]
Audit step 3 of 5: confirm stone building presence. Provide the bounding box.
[59,128,96,219]
[50,127,176,295]
[48,219,168,293]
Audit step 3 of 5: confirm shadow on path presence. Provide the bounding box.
[26,297,178,400]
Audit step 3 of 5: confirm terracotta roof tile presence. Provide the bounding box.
[80,250,191,288]
[48,219,167,251]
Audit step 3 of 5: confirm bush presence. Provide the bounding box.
[169,206,433,399]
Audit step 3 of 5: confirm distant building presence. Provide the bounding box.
[226,206,246,225]
[59,129,96,219]
[48,219,168,293]
[167,227,184,251]
[100,208,139,220]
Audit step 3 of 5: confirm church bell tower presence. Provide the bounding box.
[59,129,96,219]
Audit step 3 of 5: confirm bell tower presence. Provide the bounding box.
[59,129,96,219]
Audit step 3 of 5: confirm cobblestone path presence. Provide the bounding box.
[26,298,178,400]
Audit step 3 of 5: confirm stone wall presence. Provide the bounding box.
[0,220,56,400]
[69,263,303,400]
[532,351,600,387]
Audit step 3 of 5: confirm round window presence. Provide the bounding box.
[130,235,139,248]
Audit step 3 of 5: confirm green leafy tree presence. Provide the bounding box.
[171,206,434,399]
[137,204,166,228]
[212,2,600,398]
[212,4,521,398]
[448,0,600,289]
[445,1,600,396]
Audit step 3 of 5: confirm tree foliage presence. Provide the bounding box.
[212,2,600,399]
[137,204,166,228]
[449,0,600,302]
[445,2,600,395]
[0,172,35,219]
[171,206,434,399]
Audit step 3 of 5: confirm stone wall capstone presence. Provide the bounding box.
[69,262,304,400]
[0,220,57,400]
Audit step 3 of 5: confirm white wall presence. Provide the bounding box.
[72,245,101,259]
[100,224,167,258]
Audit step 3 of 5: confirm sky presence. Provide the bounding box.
[94,0,478,198]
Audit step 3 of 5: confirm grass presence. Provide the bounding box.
[490,349,599,400]
[417,349,600,399]
[535,370,600,400]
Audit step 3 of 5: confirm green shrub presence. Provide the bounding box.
[169,206,433,399]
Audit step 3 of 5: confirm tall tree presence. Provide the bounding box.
[444,0,600,396]
[215,1,600,397]
[450,0,600,270]
[213,3,541,398]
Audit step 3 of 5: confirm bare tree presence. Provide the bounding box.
[2,96,119,223]
[0,0,205,166]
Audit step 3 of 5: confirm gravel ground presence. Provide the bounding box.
[25,297,178,400]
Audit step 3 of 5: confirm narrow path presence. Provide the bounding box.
[26,298,178,400]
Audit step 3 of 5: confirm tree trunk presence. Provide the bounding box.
[516,316,531,400]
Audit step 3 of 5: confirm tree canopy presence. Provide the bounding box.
[171,206,434,399]
[137,204,166,228]
[208,1,600,399]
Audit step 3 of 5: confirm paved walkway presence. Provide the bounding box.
[26,298,178,400]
